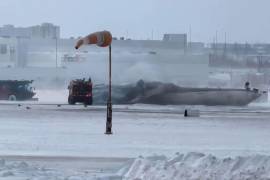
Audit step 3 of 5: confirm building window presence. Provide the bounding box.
[0,44,7,54]
[10,46,15,54]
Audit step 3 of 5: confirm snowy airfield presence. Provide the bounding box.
[0,90,270,179]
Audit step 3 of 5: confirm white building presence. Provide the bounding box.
[0,23,60,39]
[0,37,17,67]
[31,23,60,39]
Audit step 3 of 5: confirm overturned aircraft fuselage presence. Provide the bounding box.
[131,88,261,106]
[93,80,262,106]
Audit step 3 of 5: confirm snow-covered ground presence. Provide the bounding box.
[1,90,270,179]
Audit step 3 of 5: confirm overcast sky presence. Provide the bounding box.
[0,0,269,43]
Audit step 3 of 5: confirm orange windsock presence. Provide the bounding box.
[75,30,112,49]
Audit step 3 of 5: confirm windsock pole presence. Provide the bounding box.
[105,45,112,134]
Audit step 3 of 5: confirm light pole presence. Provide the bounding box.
[75,31,113,135]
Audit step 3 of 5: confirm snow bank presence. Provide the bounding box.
[122,152,270,180]
[0,158,121,180]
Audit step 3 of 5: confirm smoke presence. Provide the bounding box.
[0,39,209,90]
[0,51,209,89]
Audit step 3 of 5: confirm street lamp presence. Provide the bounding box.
[75,31,113,135]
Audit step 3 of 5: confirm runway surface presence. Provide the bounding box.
[0,101,270,179]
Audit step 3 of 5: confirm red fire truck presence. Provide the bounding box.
[68,78,93,105]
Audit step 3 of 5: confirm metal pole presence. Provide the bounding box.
[189,25,192,50]
[55,38,58,68]
[105,45,112,134]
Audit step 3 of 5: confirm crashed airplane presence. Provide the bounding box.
[93,80,262,106]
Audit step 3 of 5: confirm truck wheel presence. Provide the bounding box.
[8,95,17,101]
[89,97,93,105]
[68,96,75,105]
[86,97,93,105]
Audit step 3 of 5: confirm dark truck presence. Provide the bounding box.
[68,78,93,105]
[0,80,36,101]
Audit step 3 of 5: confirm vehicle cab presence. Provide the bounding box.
[68,78,93,105]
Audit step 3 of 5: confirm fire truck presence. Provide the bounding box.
[0,80,36,101]
[68,78,93,105]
